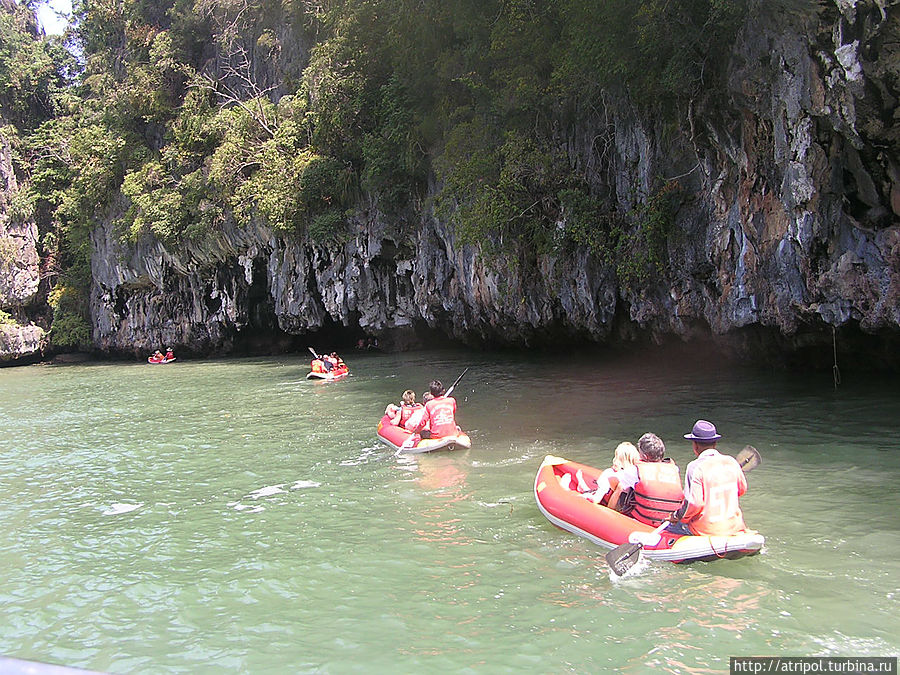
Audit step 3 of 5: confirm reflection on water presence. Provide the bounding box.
[398,453,475,554]
[0,350,898,672]
[411,455,469,493]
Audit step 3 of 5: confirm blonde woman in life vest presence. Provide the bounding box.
[386,390,422,429]
[577,442,640,503]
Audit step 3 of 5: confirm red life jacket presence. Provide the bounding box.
[423,396,457,438]
[630,460,683,526]
[399,403,422,428]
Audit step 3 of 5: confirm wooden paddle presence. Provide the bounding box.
[605,445,761,576]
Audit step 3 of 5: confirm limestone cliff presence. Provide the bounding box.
[0,125,45,363]
[32,1,900,368]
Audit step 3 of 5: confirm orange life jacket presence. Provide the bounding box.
[399,403,422,428]
[630,459,683,526]
[405,406,427,432]
[423,396,457,438]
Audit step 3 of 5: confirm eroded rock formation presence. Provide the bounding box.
[88,1,899,368]
[0,126,45,363]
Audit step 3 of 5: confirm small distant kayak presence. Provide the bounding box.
[148,357,176,364]
[534,455,765,564]
[376,413,472,454]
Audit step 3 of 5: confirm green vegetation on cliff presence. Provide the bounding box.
[4,0,748,335]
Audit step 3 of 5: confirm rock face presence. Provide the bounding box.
[80,1,900,367]
[0,126,45,363]
[0,323,44,363]
[591,0,900,345]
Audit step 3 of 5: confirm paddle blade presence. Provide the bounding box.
[606,542,643,576]
[736,445,761,472]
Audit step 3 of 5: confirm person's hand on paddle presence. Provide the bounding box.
[669,501,687,523]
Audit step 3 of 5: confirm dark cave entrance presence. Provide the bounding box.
[230,258,307,356]
[227,259,411,356]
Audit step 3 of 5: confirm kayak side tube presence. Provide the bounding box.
[306,368,349,380]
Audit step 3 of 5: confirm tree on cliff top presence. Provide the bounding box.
[0,0,70,132]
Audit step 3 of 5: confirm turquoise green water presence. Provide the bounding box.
[1,348,898,673]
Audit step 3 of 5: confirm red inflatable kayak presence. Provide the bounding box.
[306,367,348,381]
[148,356,176,364]
[306,358,348,380]
[376,414,472,454]
[534,455,765,564]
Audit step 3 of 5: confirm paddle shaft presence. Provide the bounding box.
[445,367,469,397]
[644,519,671,539]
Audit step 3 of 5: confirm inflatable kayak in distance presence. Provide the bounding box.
[533,455,765,564]
[148,356,176,364]
[376,414,472,454]
[306,367,348,381]
[306,358,349,380]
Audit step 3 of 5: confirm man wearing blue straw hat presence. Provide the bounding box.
[667,420,748,536]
